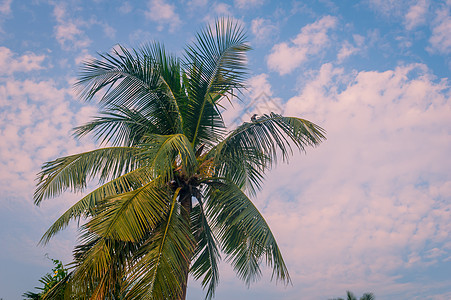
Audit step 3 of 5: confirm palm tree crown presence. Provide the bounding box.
[35,18,325,299]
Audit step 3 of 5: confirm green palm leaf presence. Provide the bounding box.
[205,179,291,285]
[73,105,161,147]
[70,233,138,299]
[139,133,198,181]
[86,180,168,242]
[184,18,251,147]
[35,147,141,205]
[191,197,220,299]
[124,188,196,299]
[40,167,153,245]
[76,44,181,135]
[211,113,325,194]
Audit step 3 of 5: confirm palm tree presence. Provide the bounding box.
[23,258,68,299]
[34,18,325,299]
[330,291,375,300]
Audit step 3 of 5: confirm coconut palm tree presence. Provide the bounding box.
[331,291,375,300]
[34,18,325,299]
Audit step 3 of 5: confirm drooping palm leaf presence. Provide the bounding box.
[70,232,139,299]
[210,113,325,194]
[124,188,196,299]
[40,167,153,245]
[73,105,161,147]
[191,197,221,300]
[220,113,325,164]
[205,179,291,285]
[86,180,168,242]
[35,147,142,205]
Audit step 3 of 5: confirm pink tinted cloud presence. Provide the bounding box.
[0,47,46,75]
[0,73,97,208]
[267,16,337,75]
[241,62,451,298]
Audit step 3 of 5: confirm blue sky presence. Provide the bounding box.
[0,0,450,299]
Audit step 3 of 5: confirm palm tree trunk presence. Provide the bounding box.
[179,188,192,300]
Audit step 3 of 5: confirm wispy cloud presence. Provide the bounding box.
[336,34,365,63]
[251,18,278,45]
[52,3,91,50]
[235,0,264,10]
[0,47,46,75]
[366,0,407,17]
[428,1,451,54]
[267,16,337,75]
[118,1,133,14]
[0,0,11,15]
[0,48,96,208]
[404,0,429,30]
[144,0,181,32]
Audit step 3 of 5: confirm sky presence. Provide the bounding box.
[0,0,450,299]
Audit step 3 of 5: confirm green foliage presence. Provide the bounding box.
[23,258,68,300]
[35,18,325,300]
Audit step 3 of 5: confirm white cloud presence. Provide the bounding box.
[74,49,95,66]
[0,51,97,206]
[404,0,429,30]
[428,2,451,54]
[101,22,116,39]
[53,3,91,50]
[337,41,358,62]
[209,2,232,19]
[0,0,11,15]
[366,0,406,17]
[251,18,278,45]
[337,34,365,62]
[0,47,46,75]
[145,0,181,32]
[187,0,208,7]
[267,16,337,75]
[235,0,264,9]
[118,1,132,14]
[222,73,283,128]
[252,62,451,298]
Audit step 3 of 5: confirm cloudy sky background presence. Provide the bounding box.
[0,0,450,299]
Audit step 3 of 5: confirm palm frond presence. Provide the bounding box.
[347,291,358,300]
[40,167,153,245]
[209,113,325,194]
[86,180,169,242]
[209,144,268,196]
[73,105,161,146]
[223,113,325,163]
[75,44,181,135]
[183,18,251,147]
[360,293,375,300]
[35,147,141,205]
[138,133,198,181]
[70,233,138,299]
[182,71,226,148]
[191,197,220,300]
[140,42,185,131]
[205,179,291,285]
[124,188,195,299]
[40,274,71,300]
